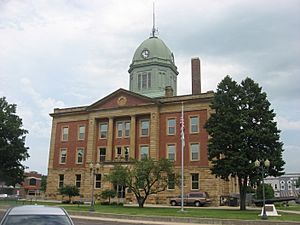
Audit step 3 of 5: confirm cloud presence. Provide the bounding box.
[276,116,300,131]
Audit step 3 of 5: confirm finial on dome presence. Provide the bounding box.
[151,1,158,37]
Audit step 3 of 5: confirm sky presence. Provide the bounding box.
[0,0,299,175]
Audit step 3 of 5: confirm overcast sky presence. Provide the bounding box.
[0,0,299,175]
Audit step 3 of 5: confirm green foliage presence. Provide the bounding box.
[296,177,300,188]
[101,189,116,204]
[256,184,274,200]
[40,175,47,192]
[0,97,29,186]
[58,185,79,202]
[106,158,176,208]
[204,76,285,210]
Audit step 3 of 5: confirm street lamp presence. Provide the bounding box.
[89,162,100,211]
[255,159,270,220]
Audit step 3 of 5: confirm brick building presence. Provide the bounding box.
[46,31,238,205]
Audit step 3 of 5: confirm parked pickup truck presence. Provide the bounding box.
[169,192,212,207]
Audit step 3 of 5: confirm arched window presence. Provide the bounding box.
[29,178,36,186]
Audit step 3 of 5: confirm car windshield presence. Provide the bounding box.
[2,215,73,225]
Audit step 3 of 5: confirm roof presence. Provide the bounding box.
[8,205,66,215]
[132,36,174,62]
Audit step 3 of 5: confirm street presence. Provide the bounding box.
[0,211,180,225]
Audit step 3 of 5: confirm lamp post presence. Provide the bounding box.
[254,159,270,220]
[89,162,100,212]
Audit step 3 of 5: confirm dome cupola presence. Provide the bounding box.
[128,35,178,98]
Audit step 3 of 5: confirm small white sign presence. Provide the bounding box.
[260,204,281,216]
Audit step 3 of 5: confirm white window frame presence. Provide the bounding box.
[167,144,176,161]
[76,148,84,164]
[99,147,106,162]
[116,121,130,138]
[78,125,85,140]
[167,118,176,135]
[190,116,199,133]
[190,143,200,161]
[99,122,108,139]
[61,127,69,141]
[60,148,67,164]
[140,145,149,160]
[140,119,150,136]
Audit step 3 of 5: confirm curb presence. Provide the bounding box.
[69,210,300,225]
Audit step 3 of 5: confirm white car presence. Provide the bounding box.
[0,205,74,225]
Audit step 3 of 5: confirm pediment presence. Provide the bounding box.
[87,88,158,111]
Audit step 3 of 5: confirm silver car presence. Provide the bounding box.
[0,205,74,225]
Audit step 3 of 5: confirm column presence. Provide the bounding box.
[130,115,136,159]
[150,111,159,159]
[107,117,114,161]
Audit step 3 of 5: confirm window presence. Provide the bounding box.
[62,127,68,141]
[190,116,199,133]
[140,120,149,136]
[124,146,130,161]
[138,72,151,90]
[60,148,67,164]
[75,174,81,188]
[280,181,285,190]
[116,121,130,138]
[191,173,199,190]
[274,184,278,190]
[140,145,149,159]
[99,148,106,162]
[116,147,122,157]
[99,123,108,139]
[78,125,85,140]
[29,178,36,186]
[167,118,176,135]
[95,174,101,188]
[58,174,64,188]
[167,144,176,161]
[190,143,200,161]
[168,174,175,190]
[76,148,84,164]
[125,122,130,137]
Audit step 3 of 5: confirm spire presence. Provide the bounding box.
[151,1,158,37]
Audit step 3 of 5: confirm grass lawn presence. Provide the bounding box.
[1,200,300,222]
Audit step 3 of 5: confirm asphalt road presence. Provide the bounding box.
[0,211,169,225]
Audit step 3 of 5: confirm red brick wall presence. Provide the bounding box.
[159,110,209,166]
[53,120,88,168]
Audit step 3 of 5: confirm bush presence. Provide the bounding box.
[256,184,274,199]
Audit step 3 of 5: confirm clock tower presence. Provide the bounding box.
[128,32,178,97]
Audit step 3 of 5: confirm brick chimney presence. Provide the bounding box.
[165,86,174,97]
[191,57,201,95]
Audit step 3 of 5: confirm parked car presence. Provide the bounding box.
[169,191,212,207]
[0,205,74,225]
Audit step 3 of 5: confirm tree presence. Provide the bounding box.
[40,175,47,193]
[0,97,29,185]
[205,76,284,210]
[256,184,274,200]
[295,177,300,188]
[106,158,176,208]
[58,185,79,203]
[100,189,116,204]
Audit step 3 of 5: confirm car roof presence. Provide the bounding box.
[8,205,66,215]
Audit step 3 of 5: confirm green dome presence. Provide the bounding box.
[132,37,174,62]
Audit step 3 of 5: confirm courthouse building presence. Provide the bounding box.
[46,31,238,205]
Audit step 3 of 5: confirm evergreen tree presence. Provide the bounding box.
[205,76,284,210]
[0,97,29,185]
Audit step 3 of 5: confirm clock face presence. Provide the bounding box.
[141,49,150,59]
